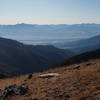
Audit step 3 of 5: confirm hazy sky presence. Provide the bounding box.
[0,0,100,24]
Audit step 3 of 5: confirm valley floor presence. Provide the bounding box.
[0,59,100,100]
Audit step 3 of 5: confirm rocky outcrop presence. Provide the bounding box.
[0,84,28,100]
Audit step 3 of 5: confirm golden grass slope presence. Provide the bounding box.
[0,59,100,100]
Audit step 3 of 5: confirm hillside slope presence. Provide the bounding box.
[0,59,100,100]
[58,49,100,67]
[0,37,73,75]
[54,35,100,48]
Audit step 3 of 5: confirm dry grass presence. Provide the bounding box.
[0,59,100,100]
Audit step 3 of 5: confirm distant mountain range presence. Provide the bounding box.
[0,23,100,44]
[0,37,73,77]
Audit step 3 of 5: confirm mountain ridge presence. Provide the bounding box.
[57,49,100,67]
[0,37,73,76]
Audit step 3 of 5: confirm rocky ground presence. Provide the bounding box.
[0,59,100,100]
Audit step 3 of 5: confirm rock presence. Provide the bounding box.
[39,73,60,78]
[28,74,33,79]
[86,63,92,66]
[73,65,80,69]
[86,63,96,66]
[18,84,28,95]
[1,84,28,99]
[1,84,17,99]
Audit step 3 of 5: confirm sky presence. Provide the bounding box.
[0,0,100,25]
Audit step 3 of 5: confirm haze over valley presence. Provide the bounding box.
[0,23,100,45]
